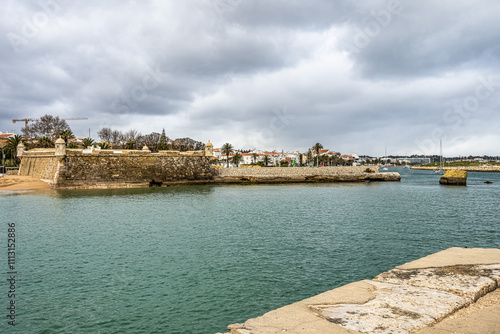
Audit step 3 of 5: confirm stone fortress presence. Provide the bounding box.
[16,140,400,189]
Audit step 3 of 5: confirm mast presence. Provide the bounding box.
[440,140,443,169]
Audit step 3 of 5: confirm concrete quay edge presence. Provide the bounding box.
[221,247,500,334]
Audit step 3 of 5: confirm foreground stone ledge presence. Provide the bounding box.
[223,247,500,334]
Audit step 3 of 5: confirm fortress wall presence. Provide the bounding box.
[18,149,214,189]
[18,150,61,183]
[55,150,213,189]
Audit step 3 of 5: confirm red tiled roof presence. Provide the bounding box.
[0,133,15,139]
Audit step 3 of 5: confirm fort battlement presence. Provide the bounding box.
[18,145,214,189]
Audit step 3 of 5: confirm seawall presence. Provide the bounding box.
[223,247,500,334]
[214,166,401,183]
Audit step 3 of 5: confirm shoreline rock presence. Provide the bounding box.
[439,170,467,186]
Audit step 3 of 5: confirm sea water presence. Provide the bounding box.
[1,168,499,333]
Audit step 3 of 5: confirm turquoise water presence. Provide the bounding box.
[1,168,500,333]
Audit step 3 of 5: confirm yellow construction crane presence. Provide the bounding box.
[12,117,88,129]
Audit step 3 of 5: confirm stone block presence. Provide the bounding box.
[440,170,467,185]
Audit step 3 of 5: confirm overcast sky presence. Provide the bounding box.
[1,0,500,156]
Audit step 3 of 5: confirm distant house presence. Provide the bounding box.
[0,132,16,149]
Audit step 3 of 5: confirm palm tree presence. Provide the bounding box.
[231,153,243,167]
[38,136,54,148]
[262,155,271,167]
[126,140,136,149]
[82,137,95,149]
[221,143,234,168]
[6,135,23,161]
[313,143,323,167]
[97,142,110,149]
[252,153,258,164]
[58,129,74,144]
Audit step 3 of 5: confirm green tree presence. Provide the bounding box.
[126,140,136,149]
[221,143,234,168]
[231,153,243,167]
[6,135,23,162]
[68,142,78,149]
[97,142,110,149]
[58,129,74,144]
[252,153,258,164]
[38,136,54,148]
[313,143,323,167]
[82,137,94,149]
[262,155,271,167]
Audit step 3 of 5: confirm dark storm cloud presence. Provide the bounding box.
[1,0,499,156]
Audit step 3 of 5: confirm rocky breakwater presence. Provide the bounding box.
[439,170,467,185]
[214,166,400,184]
[222,247,500,334]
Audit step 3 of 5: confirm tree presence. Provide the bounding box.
[221,143,234,168]
[313,143,323,167]
[124,129,140,141]
[6,135,23,162]
[111,130,122,145]
[157,129,169,150]
[126,140,136,149]
[58,129,74,144]
[231,153,243,167]
[38,136,54,148]
[171,137,204,151]
[97,142,110,149]
[262,155,271,167]
[141,132,161,152]
[252,153,258,164]
[29,115,71,139]
[97,128,113,142]
[82,137,94,149]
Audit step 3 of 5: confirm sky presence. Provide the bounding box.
[1,0,500,157]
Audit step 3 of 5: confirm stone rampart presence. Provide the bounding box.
[18,149,61,183]
[19,148,214,189]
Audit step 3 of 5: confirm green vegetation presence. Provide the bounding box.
[221,143,234,168]
[231,153,243,167]
[82,137,95,149]
[313,143,323,167]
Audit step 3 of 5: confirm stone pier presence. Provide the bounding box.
[222,247,500,334]
[214,166,401,184]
